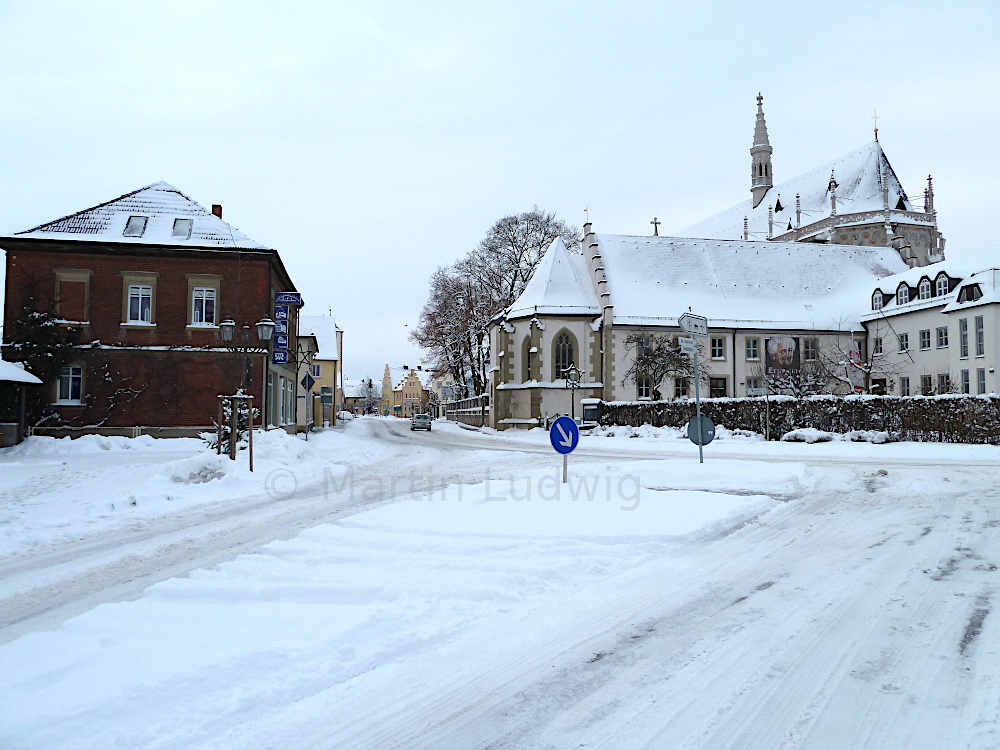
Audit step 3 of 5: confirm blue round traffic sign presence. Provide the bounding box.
[549,416,580,455]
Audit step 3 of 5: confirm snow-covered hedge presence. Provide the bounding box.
[597,394,1000,444]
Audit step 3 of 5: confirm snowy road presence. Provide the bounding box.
[2,419,999,748]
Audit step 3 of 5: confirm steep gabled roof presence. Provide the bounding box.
[300,314,340,361]
[506,238,601,319]
[12,181,269,249]
[596,234,907,330]
[681,141,915,241]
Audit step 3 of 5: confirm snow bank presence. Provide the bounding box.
[781,428,837,443]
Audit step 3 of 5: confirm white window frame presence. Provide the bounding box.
[803,337,818,362]
[709,376,728,398]
[975,316,985,357]
[673,377,689,399]
[897,285,909,305]
[898,333,909,353]
[936,326,949,349]
[123,215,148,237]
[936,275,949,297]
[961,369,970,394]
[921,374,933,395]
[710,336,725,360]
[872,291,883,311]
[918,279,931,300]
[745,337,760,361]
[937,373,951,393]
[312,363,321,377]
[637,374,652,400]
[959,318,969,358]
[899,376,909,397]
[191,287,216,326]
[745,376,763,394]
[873,337,883,355]
[918,329,931,350]
[56,364,83,404]
[977,368,987,394]
[127,284,153,323]
[172,218,193,239]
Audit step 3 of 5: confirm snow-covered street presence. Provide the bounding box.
[1,418,998,749]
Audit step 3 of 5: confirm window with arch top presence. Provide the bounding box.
[897,284,909,305]
[552,329,577,380]
[936,274,949,297]
[918,279,931,300]
[521,336,534,382]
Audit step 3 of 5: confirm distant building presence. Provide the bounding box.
[1,182,302,433]
[381,364,433,417]
[300,314,343,426]
[682,94,944,268]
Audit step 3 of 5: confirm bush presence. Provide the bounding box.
[597,395,1000,444]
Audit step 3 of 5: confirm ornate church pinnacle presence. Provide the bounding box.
[750,93,774,208]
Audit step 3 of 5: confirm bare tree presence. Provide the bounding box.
[750,361,829,398]
[818,321,907,394]
[621,333,705,399]
[410,208,579,398]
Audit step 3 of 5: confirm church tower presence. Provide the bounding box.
[750,93,773,208]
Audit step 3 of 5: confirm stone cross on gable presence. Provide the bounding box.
[650,217,660,236]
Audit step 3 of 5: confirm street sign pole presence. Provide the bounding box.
[693,347,704,464]
[549,415,579,485]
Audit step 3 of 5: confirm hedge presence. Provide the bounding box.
[596,394,1000,444]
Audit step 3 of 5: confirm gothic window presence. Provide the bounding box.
[918,279,931,300]
[521,336,534,382]
[552,330,576,380]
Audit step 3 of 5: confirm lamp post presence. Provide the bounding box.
[562,362,582,422]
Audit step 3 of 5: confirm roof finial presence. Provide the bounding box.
[873,108,879,141]
[650,216,660,236]
[743,216,749,241]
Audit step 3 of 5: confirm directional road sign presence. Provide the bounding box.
[686,414,716,446]
[678,336,696,355]
[679,312,709,337]
[549,416,579,455]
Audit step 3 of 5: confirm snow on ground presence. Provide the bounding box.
[1,417,999,748]
[0,424,396,560]
[0,453,809,749]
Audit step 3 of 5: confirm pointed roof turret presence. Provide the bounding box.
[750,93,774,208]
[505,238,600,319]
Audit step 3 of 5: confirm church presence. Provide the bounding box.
[485,96,965,429]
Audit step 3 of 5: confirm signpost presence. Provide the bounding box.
[549,415,579,484]
[678,312,709,464]
[686,414,716,446]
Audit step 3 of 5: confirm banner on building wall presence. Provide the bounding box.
[765,336,800,374]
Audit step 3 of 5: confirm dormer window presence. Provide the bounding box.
[918,279,931,300]
[897,285,909,305]
[958,284,983,303]
[172,218,193,239]
[936,274,949,297]
[872,290,883,311]
[123,215,148,237]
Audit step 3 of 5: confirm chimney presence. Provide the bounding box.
[211,204,223,219]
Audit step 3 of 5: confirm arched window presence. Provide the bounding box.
[872,291,883,311]
[897,284,909,305]
[936,274,949,297]
[918,279,931,300]
[552,330,576,379]
[521,336,534,382]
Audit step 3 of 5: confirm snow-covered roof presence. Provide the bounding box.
[0,359,43,385]
[386,365,433,392]
[681,141,917,241]
[299,314,340,361]
[596,234,907,330]
[860,262,1000,319]
[506,238,601,319]
[10,182,269,249]
[342,378,374,398]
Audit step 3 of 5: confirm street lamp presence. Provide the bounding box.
[219,317,237,344]
[217,318,273,390]
[255,318,275,343]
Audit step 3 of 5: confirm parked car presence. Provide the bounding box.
[410,413,432,431]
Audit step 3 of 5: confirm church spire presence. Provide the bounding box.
[750,93,773,208]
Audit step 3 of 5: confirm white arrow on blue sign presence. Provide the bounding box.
[549,416,579,455]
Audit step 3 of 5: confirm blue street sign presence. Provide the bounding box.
[549,416,579,455]
[273,304,289,321]
[274,334,288,350]
[272,350,289,365]
[274,320,288,335]
[274,292,302,306]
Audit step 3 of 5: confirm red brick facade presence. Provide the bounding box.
[2,239,301,428]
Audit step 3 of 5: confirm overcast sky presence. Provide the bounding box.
[1,1,997,379]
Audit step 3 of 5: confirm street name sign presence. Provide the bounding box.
[678,312,708,337]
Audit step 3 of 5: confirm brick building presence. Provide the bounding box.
[1,182,302,433]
